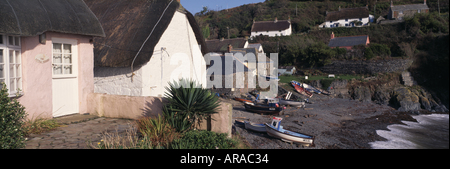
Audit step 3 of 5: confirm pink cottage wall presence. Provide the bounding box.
[18,32,94,119]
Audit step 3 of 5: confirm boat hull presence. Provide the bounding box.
[244,102,283,115]
[244,122,266,132]
[234,97,253,103]
[291,81,313,98]
[265,123,315,146]
[279,99,305,107]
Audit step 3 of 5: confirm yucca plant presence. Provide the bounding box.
[163,79,220,132]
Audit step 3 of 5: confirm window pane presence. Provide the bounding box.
[53,65,62,75]
[15,50,20,64]
[64,54,72,64]
[8,36,13,45]
[53,54,62,63]
[14,37,20,46]
[63,44,71,53]
[0,79,4,85]
[0,35,3,44]
[0,49,3,63]
[10,50,14,63]
[10,78,15,92]
[16,78,21,90]
[53,43,62,53]
[64,65,72,74]
[10,64,14,77]
[0,65,3,78]
[16,65,21,78]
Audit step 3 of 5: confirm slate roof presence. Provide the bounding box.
[84,0,207,68]
[391,4,429,11]
[328,35,369,48]
[326,7,369,21]
[251,20,291,32]
[205,38,247,54]
[0,0,105,37]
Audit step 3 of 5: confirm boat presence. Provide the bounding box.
[234,119,246,126]
[244,102,284,115]
[244,121,266,132]
[265,117,315,146]
[279,99,305,107]
[234,97,253,103]
[301,83,322,94]
[315,88,331,95]
[291,81,313,98]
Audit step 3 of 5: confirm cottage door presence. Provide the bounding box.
[51,38,79,117]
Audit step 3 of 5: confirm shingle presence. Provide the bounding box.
[391,4,429,11]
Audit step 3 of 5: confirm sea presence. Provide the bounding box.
[370,114,449,149]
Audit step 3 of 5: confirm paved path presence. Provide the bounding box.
[24,115,135,149]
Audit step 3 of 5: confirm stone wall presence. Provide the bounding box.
[320,58,413,75]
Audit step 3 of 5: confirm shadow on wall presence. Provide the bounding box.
[141,99,168,118]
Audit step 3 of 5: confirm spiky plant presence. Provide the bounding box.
[163,79,220,132]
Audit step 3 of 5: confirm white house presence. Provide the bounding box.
[319,7,371,28]
[251,18,292,39]
[86,0,207,97]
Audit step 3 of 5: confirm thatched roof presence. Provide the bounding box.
[85,0,207,68]
[326,7,369,21]
[251,20,291,32]
[0,0,105,37]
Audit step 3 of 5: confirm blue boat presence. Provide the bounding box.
[265,117,315,146]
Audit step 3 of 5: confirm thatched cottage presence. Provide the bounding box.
[85,0,208,97]
[0,0,105,118]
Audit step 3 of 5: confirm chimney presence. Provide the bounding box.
[424,0,426,5]
[331,32,335,39]
[274,17,278,23]
[177,0,180,3]
[227,44,233,53]
[339,6,341,11]
[391,0,394,7]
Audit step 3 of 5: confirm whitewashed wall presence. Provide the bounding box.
[250,24,292,38]
[322,17,370,28]
[94,11,207,97]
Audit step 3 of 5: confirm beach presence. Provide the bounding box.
[228,93,446,149]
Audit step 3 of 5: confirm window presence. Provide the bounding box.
[0,34,22,96]
[359,18,362,21]
[418,10,420,13]
[330,21,333,23]
[345,19,348,22]
[52,43,73,76]
[399,11,403,14]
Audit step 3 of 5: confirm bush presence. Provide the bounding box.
[0,83,27,149]
[163,79,220,132]
[170,130,238,149]
[135,115,180,148]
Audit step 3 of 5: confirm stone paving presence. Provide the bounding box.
[23,116,135,149]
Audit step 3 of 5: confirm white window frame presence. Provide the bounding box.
[0,34,23,97]
[51,38,78,79]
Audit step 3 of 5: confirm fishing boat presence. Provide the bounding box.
[301,83,322,94]
[291,81,313,98]
[244,121,266,132]
[265,117,315,146]
[244,102,284,115]
[279,99,305,107]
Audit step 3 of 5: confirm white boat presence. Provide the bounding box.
[244,121,266,133]
[279,99,305,107]
[265,117,315,146]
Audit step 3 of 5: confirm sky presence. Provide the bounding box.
[181,0,266,14]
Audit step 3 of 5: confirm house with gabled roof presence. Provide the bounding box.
[205,38,248,55]
[328,32,370,50]
[1,0,105,118]
[250,18,292,39]
[388,0,429,20]
[85,0,207,98]
[320,6,372,28]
